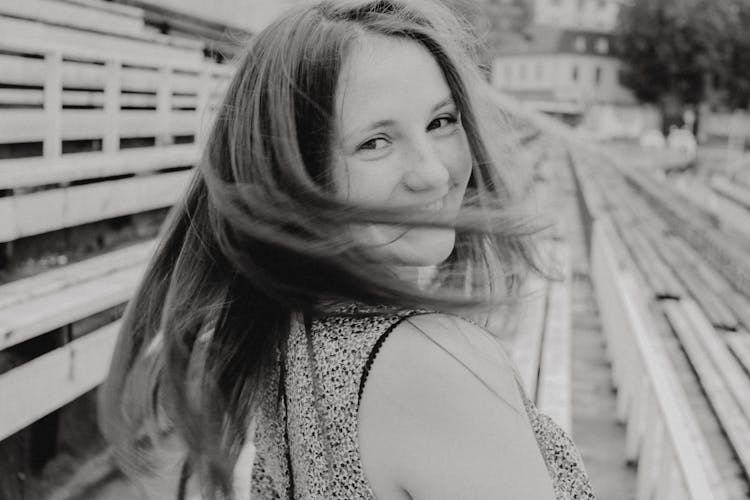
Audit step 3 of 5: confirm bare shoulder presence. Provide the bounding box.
[358,313,555,500]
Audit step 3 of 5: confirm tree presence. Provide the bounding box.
[725,0,750,109]
[617,0,739,132]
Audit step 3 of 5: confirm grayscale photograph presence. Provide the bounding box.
[0,0,748,499]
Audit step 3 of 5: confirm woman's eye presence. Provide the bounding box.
[358,137,390,151]
[427,114,459,132]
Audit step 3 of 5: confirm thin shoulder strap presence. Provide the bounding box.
[403,314,528,417]
[356,310,432,405]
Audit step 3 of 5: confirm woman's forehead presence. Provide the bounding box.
[335,35,453,133]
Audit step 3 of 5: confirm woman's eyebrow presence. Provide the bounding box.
[430,96,455,113]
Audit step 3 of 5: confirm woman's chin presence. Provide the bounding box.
[391,227,456,267]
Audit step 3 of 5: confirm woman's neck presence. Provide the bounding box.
[390,265,437,289]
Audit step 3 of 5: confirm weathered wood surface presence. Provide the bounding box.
[0,321,120,442]
[591,219,729,500]
[0,170,191,242]
[0,144,199,189]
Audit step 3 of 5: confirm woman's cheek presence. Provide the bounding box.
[438,133,472,183]
[345,157,404,205]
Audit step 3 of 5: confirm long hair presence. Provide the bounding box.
[98,1,549,497]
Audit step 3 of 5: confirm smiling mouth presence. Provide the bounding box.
[413,197,445,213]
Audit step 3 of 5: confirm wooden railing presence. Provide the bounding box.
[0,9,233,243]
[0,4,236,495]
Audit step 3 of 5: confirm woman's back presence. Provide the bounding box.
[250,306,595,499]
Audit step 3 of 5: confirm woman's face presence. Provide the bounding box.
[332,35,473,267]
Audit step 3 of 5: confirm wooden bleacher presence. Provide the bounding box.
[0,1,234,497]
[570,146,750,499]
[0,0,232,244]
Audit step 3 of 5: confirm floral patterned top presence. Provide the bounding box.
[250,305,595,499]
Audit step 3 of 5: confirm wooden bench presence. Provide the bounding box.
[535,238,572,433]
[0,10,233,246]
[672,176,750,248]
[0,241,155,440]
[712,175,750,212]
[591,218,730,500]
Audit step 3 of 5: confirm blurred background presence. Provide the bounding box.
[1,0,750,499]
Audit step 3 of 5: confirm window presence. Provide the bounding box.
[594,66,602,85]
[519,63,527,81]
[574,35,587,53]
[505,64,512,84]
[596,37,609,54]
[572,64,579,82]
[535,62,544,81]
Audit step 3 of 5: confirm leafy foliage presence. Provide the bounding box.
[617,0,750,111]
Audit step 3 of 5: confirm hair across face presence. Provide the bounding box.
[100,3,548,499]
[332,34,473,267]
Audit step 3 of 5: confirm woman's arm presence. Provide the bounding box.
[358,313,556,500]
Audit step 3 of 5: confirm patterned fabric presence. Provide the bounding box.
[250,305,595,499]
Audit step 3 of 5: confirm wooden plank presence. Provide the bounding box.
[196,71,211,146]
[61,109,107,140]
[635,408,663,500]
[713,176,750,211]
[63,90,105,108]
[663,301,750,479]
[172,95,197,109]
[0,53,46,87]
[0,88,44,107]
[592,221,729,500]
[120,92,158,109]
[680,300,750,417]
[624,374,649,463]
[662,235,750,330]
[0,109,46,143]
[624,230,683,300]
[168,110,199,136]
[674,177,750,247]
[172,72,201,95]
[0,17,204,69]
[536,241,572,433]
[622,167,750,299]
[62,59,107,89]
[0,143,197,188]
[726,331,750,377]
[156,66,173,145]
[0,170,190,241]
[44,50,62,158]
[103,60,120,153]
[635,224,738,330]
[0,321,120,441]
[0,0,144,38]
[0,265,143,350]
[0,240,154,309]
[0,108,202,141]
[591,218,635,418]
[118,109,160,137]
[120,65,160,93]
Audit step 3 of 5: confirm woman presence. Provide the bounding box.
[99,1,595,499]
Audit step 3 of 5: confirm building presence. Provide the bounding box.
[532,0,626,32]
[491,26,635,121]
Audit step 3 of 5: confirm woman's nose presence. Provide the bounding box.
[403,138,451,191]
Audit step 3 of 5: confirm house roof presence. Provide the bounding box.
[495,25,618,57]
